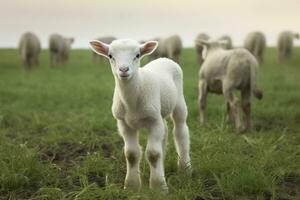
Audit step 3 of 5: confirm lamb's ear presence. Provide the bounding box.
[70,38,75,44]
[140,41,158,57]
[89,40,110,58]
[195,39,210,47]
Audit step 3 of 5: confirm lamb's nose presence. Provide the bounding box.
[119,67,129,72]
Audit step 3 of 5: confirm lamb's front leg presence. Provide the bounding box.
[146,118,168,191]
[198,79,207,124]
[118,120,141,190]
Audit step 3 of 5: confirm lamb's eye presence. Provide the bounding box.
[108,54,113,59]
[135,54,140,59]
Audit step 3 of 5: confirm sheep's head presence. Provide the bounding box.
[90,39,158,80]
[195,39,228,59]
[64,37,74,47]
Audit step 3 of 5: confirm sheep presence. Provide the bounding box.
[89,39,191,191]
[92,36,116,62]
[244,32,266,64]
[277,31,299,63]
[195,39,263,132]
[18,32,41,69]
[195,33,210,65]
[218,35,233,49]
[49,34,74,67]
[157,35,182,63]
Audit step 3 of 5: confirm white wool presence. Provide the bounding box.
[49,33,74,67]
[89,39,191,191]
[157,35,182,63]
[18,32,41,69]
[195,39,262,132]
[277,31,299,63]
[244,31,266,64]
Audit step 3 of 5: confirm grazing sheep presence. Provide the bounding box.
[157,35,182,63]
[244,32,266,64]
[218,35,233,49]
[49,34,74,67]
[92,36,116,62]
[18,32,41,69]
[278,31,299,63]
[195,39,263,131]
[90,39,191,191]
[195,33,210,65]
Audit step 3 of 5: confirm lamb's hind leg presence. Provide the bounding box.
[226,102,234,124]
[172,97,191,171]
[241,89,252,131]
[118,120,141,190]
[162,120,168,159]
[199,79,208,124]
[223,83,243,131]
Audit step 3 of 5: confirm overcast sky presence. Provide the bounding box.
[1,0,300,48]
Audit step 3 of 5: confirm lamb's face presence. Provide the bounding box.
[108,40,141,80]
[90,39,158,81]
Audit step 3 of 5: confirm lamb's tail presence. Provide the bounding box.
[250,60,263,100]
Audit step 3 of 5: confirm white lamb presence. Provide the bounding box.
[18,32,41,69]
[277,31,299,63]
[158,35,182,63]
[89,39,191,191]
[49,34,74,67]
[244,32,266,64]
[195,39,263,132]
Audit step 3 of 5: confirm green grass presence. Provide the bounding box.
[0,47,299,200]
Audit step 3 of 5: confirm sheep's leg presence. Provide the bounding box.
[278,50,283,63]
[286,48,292,60]
[27,57,33,70]
[241,90,251,131]
[198,80,207,124]
[172,98,191,171]
[51,53,57,67]
[146,118,168,191]
[118,120,141,190]
[162,120,168,159]
[50,53,53,67]
[223,85,242,131]
[226,102,234,124]
[34,56,39,66]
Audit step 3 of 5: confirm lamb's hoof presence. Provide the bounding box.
[150,180,169,194]
[237,126,250,134]
[124,178,141,191]
[178,161,192,175]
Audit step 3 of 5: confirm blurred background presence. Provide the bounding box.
[1,0,300,48]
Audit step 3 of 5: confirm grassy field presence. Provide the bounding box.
[0,47,300,200]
